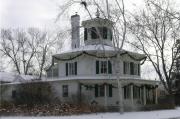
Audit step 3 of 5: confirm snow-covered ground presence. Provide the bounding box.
[1,107,180,119]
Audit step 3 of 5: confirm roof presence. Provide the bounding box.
[0,72,38,84]
[0,72,16,83]
[53,44,146,60]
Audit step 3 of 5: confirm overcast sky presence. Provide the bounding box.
[0,0,146,29]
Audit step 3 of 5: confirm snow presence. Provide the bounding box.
[53,44,145,59]
[1,107,180,119]
[0,72,38,83]
[0,72,16,82]
[60,44,116,54]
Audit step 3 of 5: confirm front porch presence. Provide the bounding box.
[78,79,158,111]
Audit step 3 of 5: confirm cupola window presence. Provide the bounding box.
[91,27,109,40]
[91,27,98,39]
[84,28,87,40]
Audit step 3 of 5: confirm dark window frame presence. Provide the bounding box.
[62,85,68,97]
[65,62,77,76]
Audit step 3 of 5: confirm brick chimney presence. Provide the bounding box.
[71,13,80,49]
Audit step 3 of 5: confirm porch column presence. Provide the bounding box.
[118,80,123,113]
[143,85,146,105]
[155,87,158,104]
[104,84,107,108]
[52,68,53,79]
[140,87,142,104]
[130,84,134,105]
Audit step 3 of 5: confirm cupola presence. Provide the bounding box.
[82,9,114,46]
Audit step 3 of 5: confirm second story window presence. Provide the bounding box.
[101,61,107,74]
[96,60,112,74]
[123,61,140,76]
[66,62,77,76]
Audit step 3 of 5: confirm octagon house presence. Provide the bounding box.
[46,12,159,111]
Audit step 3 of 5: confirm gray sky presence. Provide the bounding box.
[0,0,145,29]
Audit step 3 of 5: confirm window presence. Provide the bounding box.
[96,60,112,74]
[62,85,68,97]
[99,85,105,97]
[91,27,108,40]
[101,61,107,74]
[94,84,112,97]
[124,61,140,76]
[133,86,140,99]
[66,62,77,76]
[123,62,130,74]
[46,65,58,78]
[103,27,107,39]
[124,85,130,99]
[91,27,98,39]
[134,63,138,75]
[12,90,16,98]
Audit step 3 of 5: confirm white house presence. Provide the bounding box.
[0,12,159,111]
[45,12,159,111]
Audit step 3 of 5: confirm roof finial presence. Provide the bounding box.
[96,8,100,18]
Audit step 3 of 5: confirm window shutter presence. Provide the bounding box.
[130,62,134,75]
[96,61,99,74]
[124,86,127,99]
[84,28,87,40]
[95,84,98,97]
[75,62,77,75]
[109,85,112,97]
[138,64,140,76]
[66,63,68,76]
[108,60,112,74]
[123,62,126,74]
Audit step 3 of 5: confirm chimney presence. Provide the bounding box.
[71,13,80,49]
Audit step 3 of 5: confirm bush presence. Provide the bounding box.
[14,82,52,107]
[0,100,13,108]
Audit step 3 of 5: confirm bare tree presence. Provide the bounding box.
[128,0,180,94]
[28,28,62,79]
[0,28,62,78]
[0,29,36,74]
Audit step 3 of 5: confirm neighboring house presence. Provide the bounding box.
[0,72,38,101]
[45,12,159,110]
